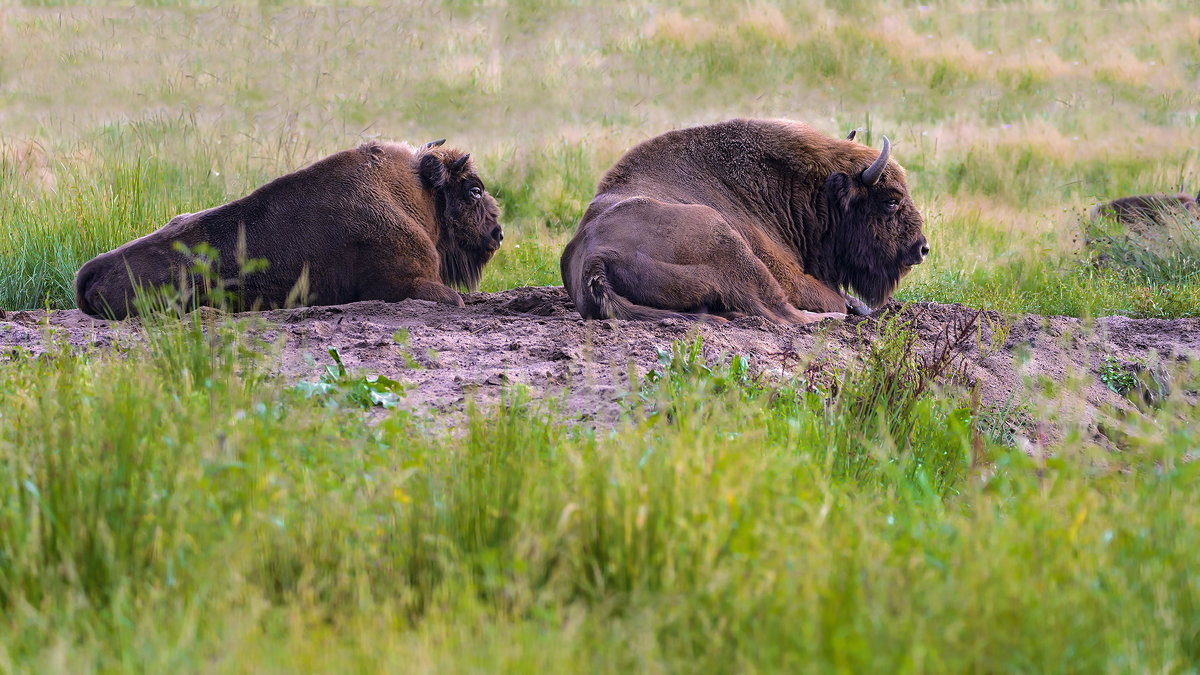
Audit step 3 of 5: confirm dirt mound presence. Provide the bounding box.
[3,287,1198,441]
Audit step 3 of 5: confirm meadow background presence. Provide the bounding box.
[3,1,1200,315]
[2,2,1200,672]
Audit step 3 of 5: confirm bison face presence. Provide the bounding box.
[824,137,928,308]
[419,150,502,289]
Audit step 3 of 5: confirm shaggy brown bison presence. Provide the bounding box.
[560,118,928,323]
[1089,188,1200,229]
[75,139,502,319]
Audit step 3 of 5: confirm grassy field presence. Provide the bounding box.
[3,2,1200,316]
[3,1,1200,671]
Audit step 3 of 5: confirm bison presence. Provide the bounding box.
[1088,188,1200,231]
[75,139,502,319]
[560,118,928,323]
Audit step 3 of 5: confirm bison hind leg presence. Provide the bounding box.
[609,256,843,325]
[576,256,719,322]
[586,253,793,323]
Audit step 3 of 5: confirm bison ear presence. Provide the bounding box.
[419,153,448,190]
[825,172,855,211]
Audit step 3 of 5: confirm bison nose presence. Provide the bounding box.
[491,226,503,245]
[907,238,929,266]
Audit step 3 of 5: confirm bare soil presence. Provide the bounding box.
[2,287,1197,442]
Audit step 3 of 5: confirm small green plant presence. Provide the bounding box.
[293,347,405,409]
[641,337,753,397]
[1100,356,1137,395]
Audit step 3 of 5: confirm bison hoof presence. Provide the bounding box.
[797,310,846,325]
[846,297,872,316]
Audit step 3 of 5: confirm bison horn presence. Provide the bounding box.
[861,135,890,187]
[845,129,857,141]
[423,138,446,150]
[450,154,470,173]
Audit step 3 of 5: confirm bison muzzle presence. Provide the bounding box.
[75,139,502,319]
[560,118,928,323]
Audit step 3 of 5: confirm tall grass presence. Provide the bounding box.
[0,122,235,311]
[1084,201,1200,286]
[1,311,1198,670]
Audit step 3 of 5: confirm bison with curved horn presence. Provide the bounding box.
[560,118,928,323]
[75,139,502,319]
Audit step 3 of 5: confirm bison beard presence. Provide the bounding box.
[560,118,928,323]
[74,140,502,319]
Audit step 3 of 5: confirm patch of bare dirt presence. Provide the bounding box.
[2,287,1198,441]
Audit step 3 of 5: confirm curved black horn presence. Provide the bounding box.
[449,154,470,173]
[861,135,890,187]
[845,129,857,141]
[423,138,446,150]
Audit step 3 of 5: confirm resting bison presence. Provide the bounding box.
[75,139,502,319]
[560,118,928,323]
[1089,188,1200,230]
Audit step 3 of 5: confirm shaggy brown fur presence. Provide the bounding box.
[75,140,502,319]
[560,118,928,323]
[1089,189,1200,233]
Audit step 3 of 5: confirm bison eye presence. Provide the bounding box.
[469,186,483,201]
[885,198,900,211]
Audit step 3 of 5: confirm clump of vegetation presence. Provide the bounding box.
[293,347,406,410]
[1100,355,1138,395]
[636,310,999,498]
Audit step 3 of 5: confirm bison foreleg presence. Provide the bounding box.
[359,277,464,307]
[408,280,465,307]
[781,272,854,315]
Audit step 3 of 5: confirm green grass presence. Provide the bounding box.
[1,311,1198,671]
[4,3,1200,670]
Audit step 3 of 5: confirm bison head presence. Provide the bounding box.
[824,136,928,308]
[419,148,502,291]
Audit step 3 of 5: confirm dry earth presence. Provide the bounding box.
[2,287,1197,443]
